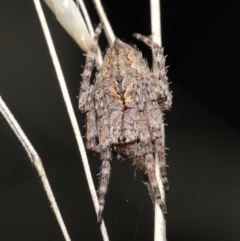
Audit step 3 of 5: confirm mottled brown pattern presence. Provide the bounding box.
[79,23,172,222]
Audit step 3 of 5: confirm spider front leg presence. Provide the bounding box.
[97,119,112,223]
[79,23,101,150]
[95,87,112,222]
[98,159,111,222]
[79,23,102,111]
[132,33,166,81]
[79,23,109,222]
[85,86,98,150]
[133,33,172,110]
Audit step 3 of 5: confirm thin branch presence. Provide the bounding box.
[77,0,103,64]
[92,0,115,44]
[77,0,94,35]
[33,0,109,240]
[150,0,167,241]
[0,97,71,241]
[150,0,162,46]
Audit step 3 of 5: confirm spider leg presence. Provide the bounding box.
[145,153,167,214]
[79,25,102,151]
[139,105,167,211]
[97,117,112,222]
[98,160,111,222]
[133,33,172,111]
[133,94,167,212]
[145,102,169,191]
[97,120,111,222]
[85,85,98,150]
[155,138,169,191]
[79,23,102,111]
[95,87,112,222]
[132,33,166,81]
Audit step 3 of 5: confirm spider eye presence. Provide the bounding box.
[118,136,126,143]
[116,74,122,83]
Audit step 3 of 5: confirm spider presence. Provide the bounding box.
[79,23,172,222]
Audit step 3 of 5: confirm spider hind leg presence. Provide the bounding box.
[155,138,169,191]
[145,153,167,214]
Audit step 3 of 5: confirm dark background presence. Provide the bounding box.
[0,0,240,240]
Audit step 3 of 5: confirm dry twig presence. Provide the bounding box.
[0,97,71,241]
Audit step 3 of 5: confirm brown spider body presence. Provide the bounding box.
[79,24,172,222]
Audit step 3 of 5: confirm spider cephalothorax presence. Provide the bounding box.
[79,23,172,222]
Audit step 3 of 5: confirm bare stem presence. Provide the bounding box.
[33,0,109,240]
[0,97,71,241]
[92,0,115,44]
[77,0,103,64]
[150,0,167,241]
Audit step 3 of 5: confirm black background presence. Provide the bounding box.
[1,0,240,240]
